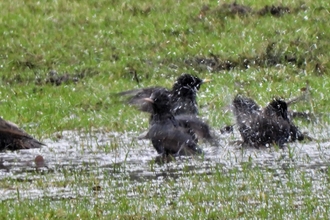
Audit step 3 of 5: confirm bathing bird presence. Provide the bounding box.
[232,95,305,148]
[117,73,210,119]
[0,117,44,151]
[142,88,205,156]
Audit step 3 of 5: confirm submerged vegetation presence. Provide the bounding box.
[0,0,330,218]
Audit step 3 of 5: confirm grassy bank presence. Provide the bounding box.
[2,163,330,219]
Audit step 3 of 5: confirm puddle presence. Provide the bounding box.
[0,125,330,202]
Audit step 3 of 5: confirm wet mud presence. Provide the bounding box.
[198,2,306,18]
[184,42,306,72]
[1,68,99,86]
[40,69,99,86]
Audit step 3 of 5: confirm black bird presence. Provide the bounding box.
[222,87,314,134]
[170,74,208,116]
[143,89,204,156]
[0,117,44,151]
[117,74,210,118]
[232,95,305,148]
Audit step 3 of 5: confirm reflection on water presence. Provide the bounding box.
[0,125,330,201]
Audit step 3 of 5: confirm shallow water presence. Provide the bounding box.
[0,125,330,202]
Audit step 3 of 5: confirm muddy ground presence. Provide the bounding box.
[198,2,306,18]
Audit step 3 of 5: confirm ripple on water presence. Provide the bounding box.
[0,125,330,201]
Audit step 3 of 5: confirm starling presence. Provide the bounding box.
[117,74,210,118]
[0,117,44,151]
[232,95,305,148]
[143,89,204,156]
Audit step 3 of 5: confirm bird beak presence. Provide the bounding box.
[202,78,212,83]
[143,98,154,103]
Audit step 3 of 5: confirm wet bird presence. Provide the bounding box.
[143,88,205,156]
[170,74,209,116]
[0,117,44,151]
[232,95,305,148]
[222,86,314,134]
[117,74,210,119]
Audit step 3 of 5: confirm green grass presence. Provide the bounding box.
[0,0,330,219]
[1,163,330,219]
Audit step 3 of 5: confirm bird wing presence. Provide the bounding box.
[175,114,218,145]
[233,95,261,114]
[233,95,261,128]
[0,117,44,149]
[117,87,170,113]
